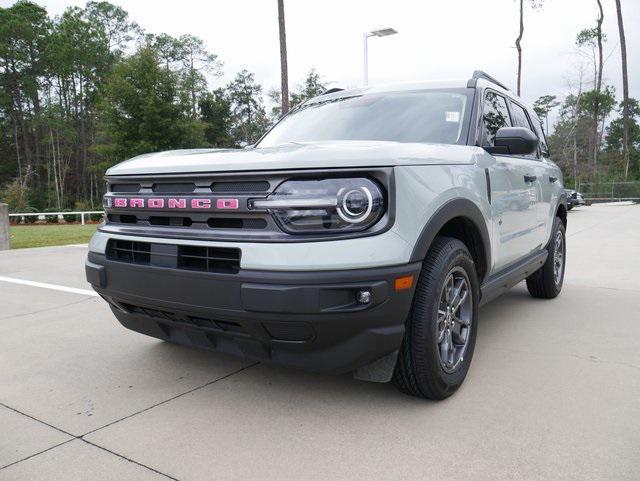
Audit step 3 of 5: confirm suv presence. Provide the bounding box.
[86,71,567,400]
[565,189,586,210]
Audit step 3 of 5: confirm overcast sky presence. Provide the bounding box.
[4,0,638,124]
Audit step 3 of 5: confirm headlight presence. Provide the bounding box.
[250,178,385,234]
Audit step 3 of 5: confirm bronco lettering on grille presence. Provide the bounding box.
[109,197,239,210]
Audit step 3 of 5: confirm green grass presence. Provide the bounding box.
[9,224,98,249]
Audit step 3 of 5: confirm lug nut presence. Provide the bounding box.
[356,290,372,304]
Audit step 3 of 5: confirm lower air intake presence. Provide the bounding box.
[178,245,240,273]
[106,240,150,264]
[106,240,240,273]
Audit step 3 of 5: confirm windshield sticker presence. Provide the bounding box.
[445,111,460,122]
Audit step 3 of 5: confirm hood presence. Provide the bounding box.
[106,141,479,176]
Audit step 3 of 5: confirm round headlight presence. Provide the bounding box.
[338,187,373,223]
[250,178,386,234]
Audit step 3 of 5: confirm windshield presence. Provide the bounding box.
[257,88,473,148]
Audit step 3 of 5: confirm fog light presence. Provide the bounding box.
[356,290,372,304]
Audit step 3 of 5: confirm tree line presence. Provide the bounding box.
[1,0,636,213]
[0,1,327,213]
[517,0,636,189]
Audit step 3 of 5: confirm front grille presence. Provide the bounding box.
[207,218,267,229]
[105,175,275,239]
[153,183,196,193]
[108,214,267,230]
[211,181,270,193]
[106,240,240,273]
[148,216,193,227]
[111,181,270,195]
[111,183,141,193]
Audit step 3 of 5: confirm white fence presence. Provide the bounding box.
[9,211,104,225]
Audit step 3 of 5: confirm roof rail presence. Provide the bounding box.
[467,70,510,91]
[322,87,344,95]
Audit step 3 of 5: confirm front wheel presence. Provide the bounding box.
[526,217,566,299]
[393,237,479,400]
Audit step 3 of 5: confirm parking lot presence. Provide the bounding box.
[0,203,638,481]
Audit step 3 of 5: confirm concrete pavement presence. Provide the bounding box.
[0,204,638,480]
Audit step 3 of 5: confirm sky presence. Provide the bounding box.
[3,0,638,127]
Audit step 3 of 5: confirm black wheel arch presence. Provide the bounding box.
[556,192,568,229]
[410,198,492,283]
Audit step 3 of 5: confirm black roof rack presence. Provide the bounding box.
[322,87,344,95]
[467,70,510,91]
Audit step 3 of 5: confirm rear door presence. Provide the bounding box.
[482,91,542,271]
[529,111,557,242]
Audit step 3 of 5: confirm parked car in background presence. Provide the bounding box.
[565,189,586,210]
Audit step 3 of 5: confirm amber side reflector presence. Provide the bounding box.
[395,275,414,291]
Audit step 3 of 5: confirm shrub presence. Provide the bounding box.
[90,212,104,222]
[62,209,79,223]
[43,207,59,224]
[0,179,31,212]
[22,206,38,224]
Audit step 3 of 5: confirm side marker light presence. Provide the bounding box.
[395,275,414,291]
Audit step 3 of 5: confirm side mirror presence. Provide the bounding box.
[486,127,538,156]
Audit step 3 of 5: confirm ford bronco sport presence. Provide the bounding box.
[86,71,567,399]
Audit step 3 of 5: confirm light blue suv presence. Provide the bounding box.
[86,71,567,399]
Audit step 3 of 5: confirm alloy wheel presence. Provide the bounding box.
[436,267,473,373]
[553,230,565,286]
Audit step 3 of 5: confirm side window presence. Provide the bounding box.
[509,101,537,158]
[530,115,550,158]
[510,102,532,129]
[482,91,511,147]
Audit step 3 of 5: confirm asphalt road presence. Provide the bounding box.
[1,203,638,481]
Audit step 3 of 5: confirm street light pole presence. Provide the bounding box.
[278,0,290,115]
[362,27,398,86]
[363,33,370,86]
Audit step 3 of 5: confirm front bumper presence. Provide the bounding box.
[86,252,421,374]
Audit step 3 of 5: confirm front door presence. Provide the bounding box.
[481,91,543,271]
[490,156,544,269]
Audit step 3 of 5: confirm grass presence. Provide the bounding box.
[9,223,98,249]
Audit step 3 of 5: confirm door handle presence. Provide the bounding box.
[524,175,537,183]
[549,176,558,183]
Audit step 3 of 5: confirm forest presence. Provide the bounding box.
[0,0,327,213]
[0,0,637,213]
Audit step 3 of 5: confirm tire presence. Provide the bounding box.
[567,204,573,211]
[393,237,479,400]
[526,216,566,299]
